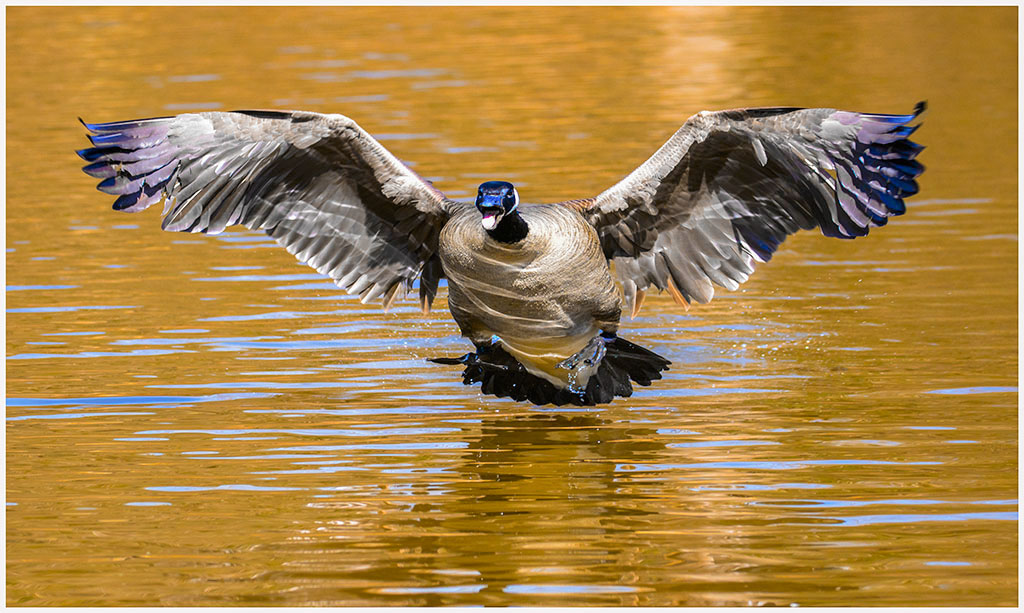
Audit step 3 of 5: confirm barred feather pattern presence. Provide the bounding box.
[78,110,454,310]
[567,102,926,315]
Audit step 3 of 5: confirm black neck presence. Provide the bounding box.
[486,210,529,243]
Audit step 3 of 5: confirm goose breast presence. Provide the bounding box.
[439,204,621,344]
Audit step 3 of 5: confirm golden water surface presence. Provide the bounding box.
[6,6,1018,606]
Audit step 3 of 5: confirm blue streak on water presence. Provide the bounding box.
[503,584,637,595]
[124,502,172,506]
[382,466,453,475]
[293,323,403,335]
[691,483,832,492]
[680,323,782,332]
[239,370,319,376]
[272,442,469,452]
[198,338,444,351]
[7,305,136,313]
[253,466,368,475]
[377,585,486,595]
[635,387,783,398]
[7,348,187,360]
[668,373,810,381]
[8,392,273,408]
[115,437,169,442]
[926,386,1017,395]
[110,336,281,346]
[199,311,321,322]
[752,498,1016,509]
[246,407,460,417]
[616,459,943,472]
[668,440,781,449]
[195,454,336,461]
[826,511,1017,527]
[149,381,370,390]
[6,285,78,291]
[271,282,342,291]
[7,412,155,421]
[146,484,304,492]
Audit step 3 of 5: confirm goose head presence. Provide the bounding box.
[475,180,519,230]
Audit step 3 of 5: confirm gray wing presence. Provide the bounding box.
[565,103,926,316]
[78,109,457,311]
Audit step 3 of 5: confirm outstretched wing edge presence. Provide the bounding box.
[78,110,458,312]
[564,102,926,316]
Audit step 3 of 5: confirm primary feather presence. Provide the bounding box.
[564,103,925,314]
[78,110,452,311]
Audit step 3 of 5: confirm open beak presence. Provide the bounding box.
[480,206,504,230]
[477,192,506,230]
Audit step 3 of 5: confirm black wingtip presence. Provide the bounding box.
[79,117,108,133]
[913,100,927,116]
[76,147,100,161]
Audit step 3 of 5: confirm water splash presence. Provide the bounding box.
[556,335,607,395]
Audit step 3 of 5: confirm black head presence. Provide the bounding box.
[475,180,519,230]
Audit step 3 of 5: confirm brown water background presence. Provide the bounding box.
[6,6,1018,606]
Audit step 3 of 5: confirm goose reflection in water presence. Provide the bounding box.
[78,102,925,405]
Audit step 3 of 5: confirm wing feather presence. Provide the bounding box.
[565,102,926,315]
[79,110,456,310]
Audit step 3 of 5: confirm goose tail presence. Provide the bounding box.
[429,335,670,406]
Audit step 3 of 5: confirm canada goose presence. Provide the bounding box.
[78,102,925,405]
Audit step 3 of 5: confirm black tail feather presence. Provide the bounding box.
[429,336,670,406]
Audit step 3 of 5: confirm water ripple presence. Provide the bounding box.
[617,459,942,472]
[8,392,274,408]
[926,386,1017,395]
[827,512,1017,527]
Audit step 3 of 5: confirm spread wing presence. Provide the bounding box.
[564,102,926,316]
[78,110,458,311]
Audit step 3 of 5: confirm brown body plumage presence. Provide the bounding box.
[441,203,620,389]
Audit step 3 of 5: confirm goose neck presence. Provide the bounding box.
[486,210,529,244]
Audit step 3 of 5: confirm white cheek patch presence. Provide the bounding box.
[511,188,520,211]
